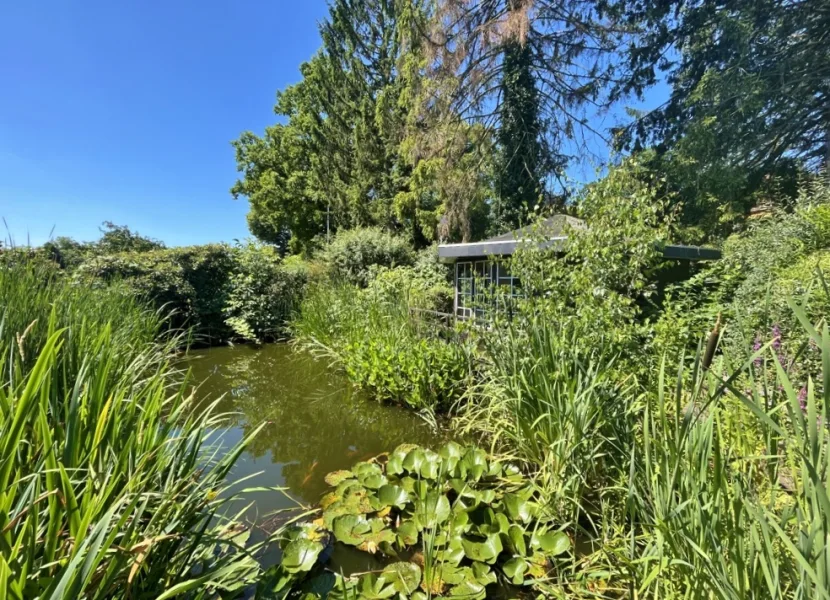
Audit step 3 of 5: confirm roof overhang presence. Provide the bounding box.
[438,237,721,263]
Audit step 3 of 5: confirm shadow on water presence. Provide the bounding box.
[186,343,445,567]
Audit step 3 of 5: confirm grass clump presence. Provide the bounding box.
[0,259,261,598]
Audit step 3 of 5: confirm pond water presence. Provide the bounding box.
[186,343,444,567]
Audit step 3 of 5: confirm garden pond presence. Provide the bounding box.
[187,343,444,569]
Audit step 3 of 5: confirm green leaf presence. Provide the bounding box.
[461,533,503,564]
[460,448,488,481]
[324,470,354,486]
[377,484,410,508]
[282,538,323,574]
[502,493,531,522]
[507,524,528,556]
[419,450,441,479]
[397,520,419,546]
[471,561,497,586]
[534,531,570,556]
[357,572,396,599]
[448,579,486,599]
[402,448,426,473]
[332,514,371,546]
[502,557,528,585]
[414,492,451,528]
[382,562,422,594]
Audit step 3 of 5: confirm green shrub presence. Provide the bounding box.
[75,244,236,341]
[511,156,671,372]
[655,176,830,365]
[366,247,453,313]
[292,283,471,411]
[322,227,415,287]
[224,240,308,341]
[0,259,260,598]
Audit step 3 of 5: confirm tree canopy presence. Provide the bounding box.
[232,0,830,249]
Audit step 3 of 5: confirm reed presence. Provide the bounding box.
[628,302,830,599]
[0,259,261,598]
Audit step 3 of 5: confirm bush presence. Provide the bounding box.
[224,241,308,341]
[322,227,415,287]
[366,246,453,313]
[655,176,830,365]
[75,244,236,341]
[75,241,307,343]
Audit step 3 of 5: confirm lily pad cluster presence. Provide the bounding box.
[264,442,570,599]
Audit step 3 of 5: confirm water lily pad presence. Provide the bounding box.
[419,450,441,479]
[460,448,488,481]
[319,491,340,510]
[448,579,486,599]
[386,453,404,476]
[398,476,416,493]
[281,538,323,574]
[414,492,451,528]
[396,520,419,545]
[449,478,470,495]
[502,557,528,585]
[533,530,570,557]
[461,532,503,564]
[471,561,497,586]
[298,571,337,597]
[382,562,422,594]
[377,484,410,508]
[357,527,396,554]
[324,470,354,486]
[439,441,463,460]
[353,462,387,489]
[438,540,465,566]
[332,514,371,545]
[402,448,426,473]
[357,572,396,599]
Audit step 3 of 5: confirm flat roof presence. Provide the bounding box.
[438,237,721,262]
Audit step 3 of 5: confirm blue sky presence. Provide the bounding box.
[1,0,330,246]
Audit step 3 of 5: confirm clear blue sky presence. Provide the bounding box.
[1,0,330,247]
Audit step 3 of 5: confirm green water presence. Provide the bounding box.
[187,343,443,566]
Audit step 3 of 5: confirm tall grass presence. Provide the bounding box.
[457,315,636,538]
[0,259,261,598]
[628,303,829,599]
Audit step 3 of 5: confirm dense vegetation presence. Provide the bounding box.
[0,261,266,598]
[4,0,829,597]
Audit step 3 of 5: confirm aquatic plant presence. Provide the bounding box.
[292,284,472,411]
[260,443,571,599]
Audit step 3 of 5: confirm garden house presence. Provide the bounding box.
[437,215,721,319]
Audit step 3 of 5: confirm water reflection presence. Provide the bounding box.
[187,344,443,516]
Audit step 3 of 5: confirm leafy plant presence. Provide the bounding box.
[269,443,572,599]
[292,283,472,411]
